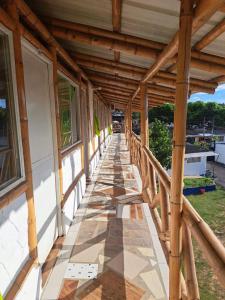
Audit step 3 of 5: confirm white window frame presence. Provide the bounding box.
[57,71,81,152]
[0,24,25,197]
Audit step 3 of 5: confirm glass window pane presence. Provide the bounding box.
[58,75,80,149]
[0,30,21,190]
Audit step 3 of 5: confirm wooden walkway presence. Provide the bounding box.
[41,134,168,300]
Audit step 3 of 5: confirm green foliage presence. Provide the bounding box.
[108,125,112,135]
[148,103,174,124]
[148,101,225,127]
[187,101,225,127]
[193,141,210,151]
[149,119,172,169]
[184,177,214,188]
[0,292,3,300]
[94,114,100,137]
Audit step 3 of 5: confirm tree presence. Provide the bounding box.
[148,103,174,124]
[149,119,172,169]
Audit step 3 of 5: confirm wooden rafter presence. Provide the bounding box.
[194,17,225,50]
[112,0,122,62]
[48,17,225,77]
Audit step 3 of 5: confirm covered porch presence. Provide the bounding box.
[0,0,225,300]
[41,133,168,300]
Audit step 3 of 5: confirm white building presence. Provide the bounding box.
[215,143,225,165]
[184,151,217,176]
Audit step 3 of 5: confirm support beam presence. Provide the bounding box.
[140,0,225,85]
[49,17,225,77]
[112,0,122,62]
[194,17,225,50]
[140,84,148,147]
[170,1,193,299]
[77,58,215,93]
[7,0,38,261]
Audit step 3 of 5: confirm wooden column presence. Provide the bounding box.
[7,2,38,260]
[51,46,63,234]
[140,83,148,147]
[170,1,193,299]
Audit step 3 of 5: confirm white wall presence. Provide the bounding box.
[184,157,206,176]
[62,147,86,234]
[215,143,225,165]
[15,265,42,300]
[0,193,29,296]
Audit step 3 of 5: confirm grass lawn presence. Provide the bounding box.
[187,185,225,300]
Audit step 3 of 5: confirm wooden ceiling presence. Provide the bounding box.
[24,0,225,110]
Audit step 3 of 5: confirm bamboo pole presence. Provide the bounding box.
[112,0,122,61]
[194,17,225,50]
[7,1,38,260]
[140,83,148,148]
[182,222,200,300]
[0,7,15,30]
[74,52,217,89]
[51,47,63,229]
[49,16,225,76]
[169,1,193,299]
[76,56,216,92]
[15,0,88,80]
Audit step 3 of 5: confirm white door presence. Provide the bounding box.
[22,45,58,263]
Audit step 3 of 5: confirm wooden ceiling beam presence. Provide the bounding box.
[112,0,122,62]
[78,58,215,93]
[49,17,225,77]
[16,0,89,80]
[46,16,164,50]
[73,52,217,88]
[194,17,225,50]
[139,0,225,86]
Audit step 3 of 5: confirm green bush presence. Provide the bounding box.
[184,177,214,188]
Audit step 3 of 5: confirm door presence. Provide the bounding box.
[22,44,58,263]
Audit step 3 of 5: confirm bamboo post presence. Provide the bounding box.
[50,46,63,235]
[128,100,132,160]
[182,222,200,299]
[7,1,38,260]
[169,1,193,299]
[159,181,169,234]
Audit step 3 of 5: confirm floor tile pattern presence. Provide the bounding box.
[42,134,168,300]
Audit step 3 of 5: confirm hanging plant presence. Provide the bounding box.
[108,125,112,135]
[94,114,101,137]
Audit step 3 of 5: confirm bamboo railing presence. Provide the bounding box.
[126,129,225,300]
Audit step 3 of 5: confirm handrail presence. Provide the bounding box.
[126,128,225,299]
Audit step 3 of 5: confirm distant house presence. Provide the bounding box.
[215,143,225,165]
[184,144,217,176]
[168,143,217,176]
[186,130,225,145]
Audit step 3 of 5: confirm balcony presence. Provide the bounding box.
[1,0,225,299]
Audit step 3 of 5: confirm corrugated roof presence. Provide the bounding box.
[25,0,225,108]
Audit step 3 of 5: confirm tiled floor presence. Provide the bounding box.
[41,134,168,300]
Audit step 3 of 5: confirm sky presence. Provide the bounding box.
[189,83,225,104]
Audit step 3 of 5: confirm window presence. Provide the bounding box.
[186,157,201,163]
[58,75,80,149]
[0,29,23,193]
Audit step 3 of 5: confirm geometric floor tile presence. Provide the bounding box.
[107,250,149,280]
[140,269,166,299]
[137,247,155,258]
[64,263,98,280]
[58,279,78,300]
[70,243,104,263]
[76,270,145,300]
[98,254,110,265]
